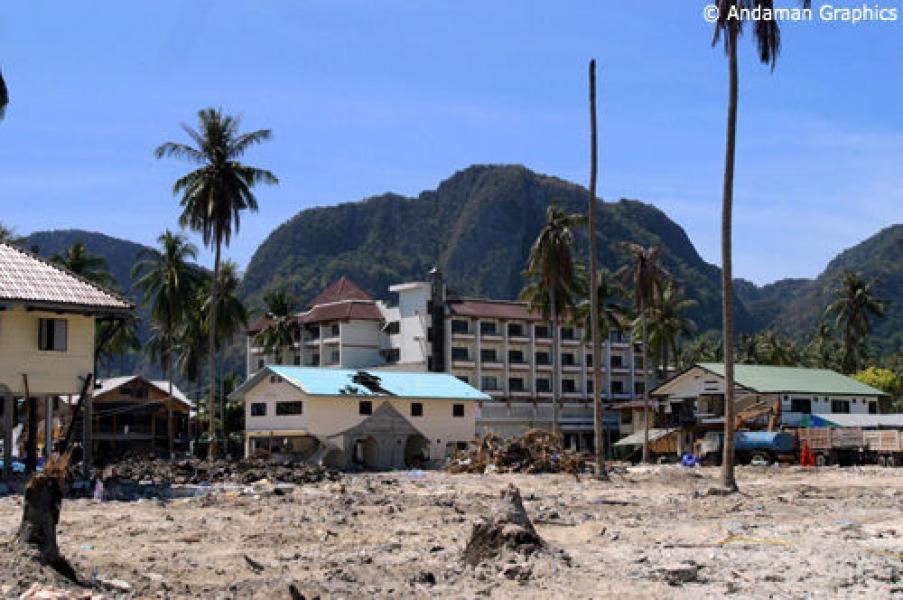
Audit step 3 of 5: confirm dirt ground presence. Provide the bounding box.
[1,465,902,599]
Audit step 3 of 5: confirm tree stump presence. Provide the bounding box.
[12,455,78,582]
[462,484,544,566]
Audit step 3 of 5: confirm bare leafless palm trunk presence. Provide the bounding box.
[208,241,221,459]
[550,291,560,436]
[720,28,739,492]
[641,314,650,463]
[167,352,174,459]
[587,59,608,480]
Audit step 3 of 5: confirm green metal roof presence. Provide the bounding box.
[697,363,887,396]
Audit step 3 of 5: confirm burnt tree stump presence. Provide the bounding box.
[462,483,544,566]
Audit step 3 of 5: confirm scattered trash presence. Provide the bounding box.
[448,430,591,475]
[79,545,94,552]
[244,554,265,573]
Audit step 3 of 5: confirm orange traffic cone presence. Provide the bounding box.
[800,441,815,468]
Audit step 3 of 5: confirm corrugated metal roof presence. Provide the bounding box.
[300,301,383,324]
[448,299,542,321]
[697,363,887,397]
[231,365,490,401]
[0,242,133,311]
[614,428,676,447]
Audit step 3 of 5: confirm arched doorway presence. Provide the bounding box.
[404,434,430,468]
[353,436,380,469]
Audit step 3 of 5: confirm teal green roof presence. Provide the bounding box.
[231,366,489,401]
[697,363,887,396]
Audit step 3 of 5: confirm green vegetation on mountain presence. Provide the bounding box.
[242,164,748,333]
[735,224,902,357]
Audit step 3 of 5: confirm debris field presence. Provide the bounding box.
[1,465,902,598]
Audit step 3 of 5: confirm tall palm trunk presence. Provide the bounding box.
[720,29,739,491]
[641,313,650,463]
[587,59,607,479]
[167,351,174,459]
[550,291,560,436]
[208,241,221,459]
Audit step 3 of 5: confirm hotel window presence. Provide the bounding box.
[383,348,400,363]
[38,318,67,352]
[330,323,340,336]
[611,355,623,368]
[507,323,525,337]
[481,376,499,390]
[385,321,400,335]
[562,379,576,393]
[535,325,550,338]
[586,380,594,394]
[359,400,373,415]
[453,404,465,418]
[561,352,576,366]
[411,402,423,417]
[480,348,497,362]
[535,351,551,365]
[250,403,267,417]
[330,350,340,363]
[831,399,851,414]
[257,358,265,369]
[790,398,812,414]
[293,354,301,366]
[311,354,320,366]
[635,382,645,395]
[561,327,576,340]
[635,356,644,369]
[536,378,551,393]
[509,377,525,392]
[451,347,470,361]
[480,321,498,336]
[609,330,624,343]
[276,401,303,416]
[451,320,470,334]
[456,375,469,384]
[585,353,593,367]
[508,349,525,364]
[612,381,624,394]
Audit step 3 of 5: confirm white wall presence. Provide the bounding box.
[0,304,95,395]
[243,375,476,460]
[339,320,384,368]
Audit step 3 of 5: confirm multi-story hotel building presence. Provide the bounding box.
[246,271,658,450]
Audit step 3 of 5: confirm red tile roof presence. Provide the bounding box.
[448,299,543,321]
[246,315,273,335]
[0,242,133,312]
[307,276,373,308]
[300,301,383,324]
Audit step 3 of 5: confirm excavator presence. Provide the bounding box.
[734,397,781,432]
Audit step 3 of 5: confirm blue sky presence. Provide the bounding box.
[1,1,901,285]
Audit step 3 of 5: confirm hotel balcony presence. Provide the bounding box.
[562,363,583,373]
[451,359,476,369]
[477,402,554,423]
[481,361,504,371]
[508,334,530,344]
[452,330,475,340]
[536,363,553,371]
[560,337,581,347]
[508,361,530,371]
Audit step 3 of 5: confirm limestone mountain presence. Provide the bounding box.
[241,164,753,333]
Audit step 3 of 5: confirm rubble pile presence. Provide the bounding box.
[447,430,592,474]
[95,456,341,487]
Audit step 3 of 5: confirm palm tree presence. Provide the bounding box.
[616,242,669,464]
[826,271,887,374]
[96,315,141,375]
[254,290,299,365]
[574,267,626,470]
[0,68,8,121]
[711,0,808,492]
[0,223,26,245]
[204,260,248,442]
[132,230,199,458]
[50,241,114,288]
[520,204,584,435]
[645,281,697,378]
[155,108,278,458]
[805,319,841,370]
[680,333,723,367]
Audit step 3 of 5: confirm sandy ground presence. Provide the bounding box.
[1,465,902,599]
